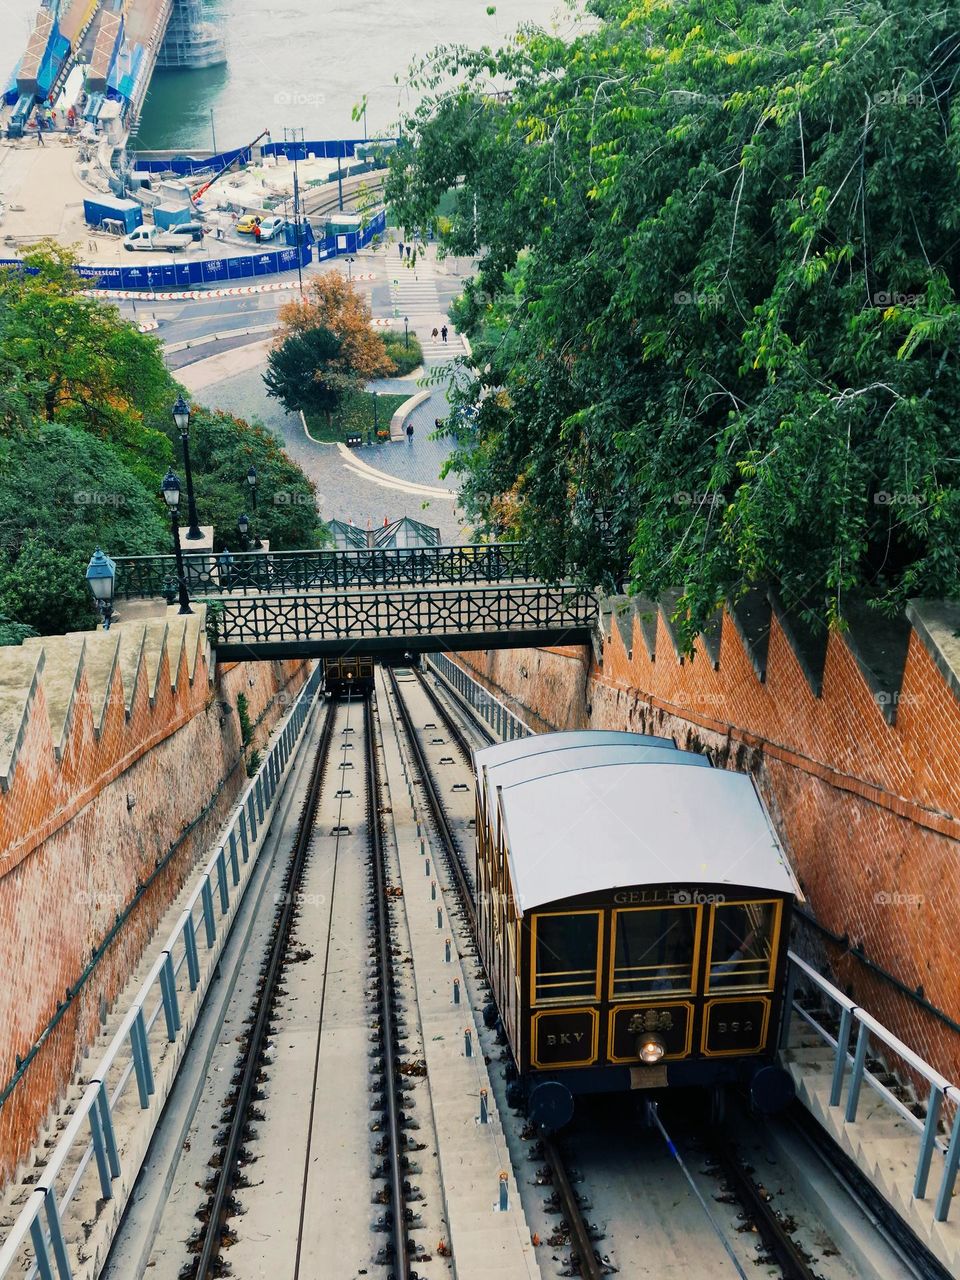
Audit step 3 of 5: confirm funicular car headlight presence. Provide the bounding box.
[638,1033,666,1064]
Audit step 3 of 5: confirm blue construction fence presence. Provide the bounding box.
[0,209,387,292]
[132,136,398,176]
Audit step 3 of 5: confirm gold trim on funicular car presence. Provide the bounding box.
[607,905,703,1002]
[606,1000,695,1064]
[699,996,771,1057]
[531,1007,600,1069]
[530,909,604,1007]
[704,898,782,994]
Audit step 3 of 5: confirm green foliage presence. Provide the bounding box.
[304,390,408,443]
[235,692,253,746]
[0,618,38,648]
[389,0,960,646]
[0,424,168,633]
[246,749,263,777]
[382,330,424,376]
[263,327,349,422]
[0,243,175,486]
[163,407,322,553]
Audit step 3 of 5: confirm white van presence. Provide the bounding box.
[123,226,188,253]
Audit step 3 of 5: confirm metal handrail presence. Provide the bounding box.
[786,948,960,1220]
[0,665,322,1279]
[426,652,531,742]
[113,543,539,599]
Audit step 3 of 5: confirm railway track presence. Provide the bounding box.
[190,697,337,1279]
[389,665,607,1280]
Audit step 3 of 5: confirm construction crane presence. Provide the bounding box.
[192,128,271,204]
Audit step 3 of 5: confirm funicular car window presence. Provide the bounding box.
[534,911,601,1003]
[707,900,779,991]
[611,906,698,997]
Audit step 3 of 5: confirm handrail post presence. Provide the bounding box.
[845,1019,871,1122]
[215,850,230,912]
[29,1200,55,1280]
[43,1189,72,1280]
[131,1009,155,1107]
[184,914,201,989]
[228,830,240,885]
[935,1104,960,1221]
[96,1082,121,1178]
[89,1098,114,1201]
[779,959,799,1050]
[201,878,216,948]
[160,952,180,1040]
[914,1085,943,1199]
[238,810,250,862]
[830,1005,854,1107]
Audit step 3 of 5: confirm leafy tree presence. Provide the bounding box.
[0,242,175,486]
[161,407,322,552]
[276,272,395,382]
[389,0,960,646]
[0,424,169,633]
[263,326,349,425]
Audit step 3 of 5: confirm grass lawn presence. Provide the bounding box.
[304,390,409,443]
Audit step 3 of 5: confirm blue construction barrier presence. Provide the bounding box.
[314,208,387,262]
[131,137,399,175]
[0,240,312,291]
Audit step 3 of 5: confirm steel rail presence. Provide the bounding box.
[412,665,478,764]
[394,668,604,1280]
[384,666,475,934]
[193,701,336,1279]
[710,1143,819,1280]
[364,693,411,1279]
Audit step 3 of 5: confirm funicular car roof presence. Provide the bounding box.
[473,730,675,774]
[496,762,798,914]
[480,742,709,842]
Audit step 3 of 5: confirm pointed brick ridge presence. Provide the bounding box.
[905,599,960,706]
[21,634,87,760]
[0,647,44,792]
[658,589,686,664]
[633,597,659,662]
[727,588,772,683]
[767,589,829,697]
[840,595,913,727]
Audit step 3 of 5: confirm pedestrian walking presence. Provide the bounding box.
[398,241,405,258]
[431,327,439,340]
[253,223,262,243]
[405,244,412,260]
[35,124,44,146]
[383,515,389,527]
[406,422,414,444]
[434,418,443,429]
[441,325,448,343]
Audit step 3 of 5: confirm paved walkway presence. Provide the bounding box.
[173,240,471,540]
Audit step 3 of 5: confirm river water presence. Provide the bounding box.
[6,0,579,149]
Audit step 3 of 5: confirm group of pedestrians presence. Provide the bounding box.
[431,325,449,343]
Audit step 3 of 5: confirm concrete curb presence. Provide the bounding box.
[390,388,432,441]
[333,443,455,499]
[165,323,275,353]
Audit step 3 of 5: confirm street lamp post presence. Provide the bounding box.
[404,315,409,350]
[161,470,194,614]
[172,395,203,540]
[345,254,355,281]
[246,464,258,512]
[85,548,116,629]
[238,512,250,552]
[370,390,378,445]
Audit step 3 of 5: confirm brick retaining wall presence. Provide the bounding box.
[452,600,960,1080]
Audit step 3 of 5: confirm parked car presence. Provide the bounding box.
[236,214,262,234]
[257,216,286,242]
[166,221,206,243]
[123,226,188,253]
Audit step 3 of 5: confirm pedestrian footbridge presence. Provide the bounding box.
[112,545,599,659]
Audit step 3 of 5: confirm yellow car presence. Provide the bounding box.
[236,214,262,234]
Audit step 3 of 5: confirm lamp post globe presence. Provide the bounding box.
[172,395,203,540]
[246,464,258,512]
[85,548,116,630]
[160,468,193,615]
[238,512,250,552]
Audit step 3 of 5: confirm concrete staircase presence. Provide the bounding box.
[783,1013,960,1274]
